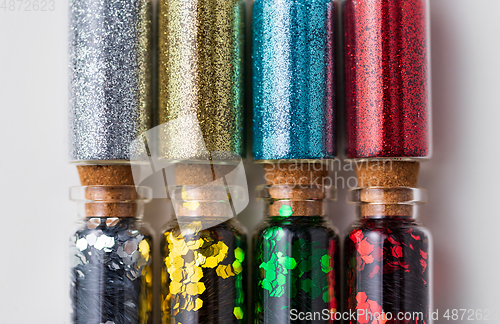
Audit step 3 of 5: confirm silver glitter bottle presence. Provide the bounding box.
[70,185,153,324]
[69,0,153,162]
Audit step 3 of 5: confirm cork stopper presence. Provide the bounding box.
[262,163,330,217]
[77,165,135,186]
[349,187,427,218]
[170,184,233,218]
[83,186,140,218]
[173,163,237,186]
[74,166,145,218]
[359,204,414,217]
[355,161,419,188]
[170,163,239,217]
[353,161,421,217]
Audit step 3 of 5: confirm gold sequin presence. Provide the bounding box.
[163,228,235,313]
[139,240,150,262]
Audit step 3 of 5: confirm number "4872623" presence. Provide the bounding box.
[443,309,497,321]
[0,0,55,11]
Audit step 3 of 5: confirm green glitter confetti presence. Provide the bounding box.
[321,255,333,273]
[323,291,331,303]
[279,205,293,217]
[254,216,340,321]
[234,307,244,320]
[234,247,245,263]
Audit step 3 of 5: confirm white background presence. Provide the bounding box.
[1,0,500,323]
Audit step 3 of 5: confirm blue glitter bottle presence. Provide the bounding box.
[252,1,338,322]
[252,0,336,161]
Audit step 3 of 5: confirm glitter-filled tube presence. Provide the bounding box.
[69,0,152,162]
[252,0,336,161]
[343,0,431,159]
[70,186,153,324]
[253,185,339,323]
[161,186,247,323]
[157,0,245,162]
[345,188,432,324]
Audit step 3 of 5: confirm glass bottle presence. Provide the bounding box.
[345,187,432,324]
[253,185,339,324]
[342,0,432,159]
[157,0,245,162]
[69,185,153,324]
[69,0,152,162]
[161,185,247,324]
[252,0,336,161]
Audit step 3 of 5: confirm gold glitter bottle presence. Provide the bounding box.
[157,0,245,162]
[161,185,247,324]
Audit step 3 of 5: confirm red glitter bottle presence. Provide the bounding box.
[343,0,431,159]
[345,187,432,324]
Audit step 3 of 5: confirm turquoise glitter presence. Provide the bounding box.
[252,0,336,161]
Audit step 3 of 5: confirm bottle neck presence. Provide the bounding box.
[81,216,140,229]
[266,199,325,217]
[348,187,427,219]
[71,185,152,218]
[258,185,335,217]
[355,205,420,219]
[169,185,245,218]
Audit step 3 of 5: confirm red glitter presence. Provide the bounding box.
[420,259,427,272]
[350,229,364,243]
[344,0,430,159]
[345,217,430,323]
[420,250,428,259]
[391,245,403,258]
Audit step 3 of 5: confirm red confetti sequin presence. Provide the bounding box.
[356,292,388,324]
[420,259,427,272]
[344,0,430,159]
[391,245,403,258]
[420,250,428,259]
[350,229,364,243]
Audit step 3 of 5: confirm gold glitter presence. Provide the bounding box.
[139,240,150,262]
[194,298,203,311]
[216,264,235,279]
[157,0,245,162]
[139,237,154,323]
[183,201,200,211]
[163,229,236,314]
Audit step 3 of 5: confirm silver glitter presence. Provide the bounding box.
[105,218,120,227]
[69,247,85,267]
[123,241,137,255]
[76,238,88,251]
[86,233,97,246]
[94,234,115,250]
[69,0,152,162]
[117,246,127,258]
[87,218,100,229]
[70,218,153,321]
